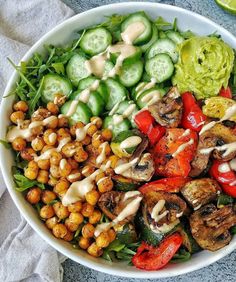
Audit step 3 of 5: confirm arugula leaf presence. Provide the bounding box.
[230,225,236,234]
[154,16,172,30]
[13,172,45,191]
[0,139,11,149]
[171,248,191,263]
[51,62,65,75]
[29,76,45,115]
[173,18,178,32]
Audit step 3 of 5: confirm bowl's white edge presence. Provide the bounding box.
[0,2,236,278]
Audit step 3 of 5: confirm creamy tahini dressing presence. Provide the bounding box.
[112,103,136,125]
[135,78,156,100]
[230,158,236,171]
[48,132,57,144]
[114,157,139,174]
[172,139,194,158]
[59,159,67,170]
[151,200,169,223]
[218,163,231,173]
[141,90,161,107]
[180,129,191,138]
[121,22,145,44]
[85,53,108,77]
[200,142,236,157]
[67,172,81,181]
[120,136,142,149]
[75,117,100,142]
[96,142,108,165]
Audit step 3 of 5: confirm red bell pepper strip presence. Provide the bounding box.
[132,233,183,270]
[134,110,166,146]
[181,92,206,132]
[220,184,236,198]
[219,87,232,99]
[139,177,191,194]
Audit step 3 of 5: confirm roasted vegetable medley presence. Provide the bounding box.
[2,11,236,271]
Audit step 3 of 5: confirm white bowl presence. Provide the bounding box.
[1,2,236,278]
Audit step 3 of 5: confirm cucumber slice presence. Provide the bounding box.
[80,27,112,56]
[110,47,142,66]
[66,54,90,86]
[41,74,72,103]
[166,31,184,45]
[121,12,152,45]
[145,54,174,83]
[60,100,92,125]
[116,100,138,127]
[119,61,143,87]
[112,130,138,154]
[105,78,127,110]
[78,76,109,104]
[137,87,165,109]
[70,90,105,116]
[103,116,131,137]
[141,24,158,52]
[103,61,115,78]
[146,38,178,63]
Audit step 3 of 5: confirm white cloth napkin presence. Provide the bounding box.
[0,1,74,281]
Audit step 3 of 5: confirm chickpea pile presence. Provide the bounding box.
[10,99,120,257]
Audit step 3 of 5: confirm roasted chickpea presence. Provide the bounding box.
[81,165,95,177]
[98,143,111,157]
[97,176,113,193]
[91,132,103,148]
[67,170,81,183]
[13,101,28,112]
[89,209,102,225]
[50,165,61,179]
[59,159,72,177]
[74,149,88,163]
[58,116,69,128]
[96,231,110,248]
[87,242,103,257]
[48,176,58,187]
[108,155,119,169]
[81,202,94,217]
[50,151,62,166]
[12,137,26,151]
[47,102,59,115]
[85,190,100,206]
[65,212,84,232]
[46,116,58,129]
[90,117,102,129]
[41,144,54,154]
[81,135,91,145]
[37,159,50,170]
[54,178,70,196]
[68,201,82,213]
[26,187,41,204]
[30,125,44,137]
[40,205,55,219]
[78,237,91,250]
[87,124,97,137]
[31,137,45,151]
[52,223,67,238]
[45,216,58,229]
[32,108,50,121]
[10,111,25,124]
[25,161,39,180]
[20,147,35,161]
[95,172,105,183]
[81,223,95,238]
[53,202,70,219]
[42,190,57,204]
[107,229,116,243]
[61,142,76,158]
[101,128,113,141]
[37,170,49,184]
[57,128,71,141]
[43,129,57,146]
[70,121,84,136]
[67,158,79,170]
[63,230,73,241]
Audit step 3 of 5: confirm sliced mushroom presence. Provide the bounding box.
[120,153,155,182]
[130,131,149,161]
[181,178,221,210]
[148,86,183,128]
[190,204,236,251]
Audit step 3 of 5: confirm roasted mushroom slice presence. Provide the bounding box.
[117,153,155,182]
[190,131,217,177]
[190,204,236,251]
[181,178,221,210]
[98,191,123,220]
[148,86,183,128]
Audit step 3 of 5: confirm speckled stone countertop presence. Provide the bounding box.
[61,1,236,281]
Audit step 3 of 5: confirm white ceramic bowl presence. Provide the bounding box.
[1,2,236,278]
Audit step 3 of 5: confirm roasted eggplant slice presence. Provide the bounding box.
[190,204,236,251]
[181,178,221,210]
[148,86,183,128]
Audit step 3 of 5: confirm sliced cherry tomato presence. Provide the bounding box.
[219,87,232,99]
[139,177,191,194]
[132,233,183,270]
[154,128,198,177]
[181,92,206,132]
[209,160,236,185]
[221,183,236,198]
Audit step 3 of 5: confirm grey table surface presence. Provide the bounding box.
[61,0,236,281]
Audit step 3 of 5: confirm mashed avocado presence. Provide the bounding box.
[172,36,234,100]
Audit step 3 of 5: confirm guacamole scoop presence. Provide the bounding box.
[172,36,234,100]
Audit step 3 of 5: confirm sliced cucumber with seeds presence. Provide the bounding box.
[60,100,92,125]
[103,61,115,78]
[119,61,143,87]
[116,100,138,128]
[121,12,152,45]
[166,31,184,45]
[145,53,174,83]
[80,27,112,56]
[137,87,165,109]
[66,54,90,86]
[41,74,72,103]
[110,47,142,67]
[141,24,158,52]
[78,76,109,104]
[146,38,178,63]
[103,116,131,137]
[105,78,127,110]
